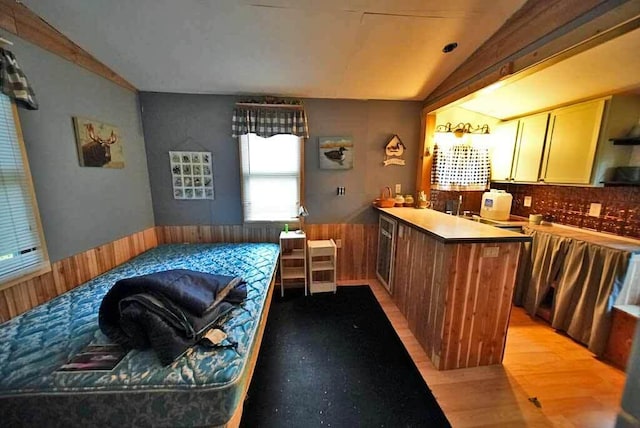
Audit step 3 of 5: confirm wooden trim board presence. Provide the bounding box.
[0,0,136,92]
[423,0,640,112]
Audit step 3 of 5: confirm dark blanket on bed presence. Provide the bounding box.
[99,269,246,365]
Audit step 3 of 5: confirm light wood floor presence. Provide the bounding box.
[339,280,626,427]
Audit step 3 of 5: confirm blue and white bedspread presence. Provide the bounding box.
[0,243,279,427]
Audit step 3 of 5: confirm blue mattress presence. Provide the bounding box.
[0,243,279,427]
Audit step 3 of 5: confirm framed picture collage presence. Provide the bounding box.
[169,151,214,200]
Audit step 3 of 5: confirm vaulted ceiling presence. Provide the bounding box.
[22,0,526,100]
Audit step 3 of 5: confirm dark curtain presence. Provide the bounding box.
[231,106,308,138]
[0,48,38,110]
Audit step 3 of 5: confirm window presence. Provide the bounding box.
[240,133,302,222]
[431,132,491,191]
[0,94,49,287]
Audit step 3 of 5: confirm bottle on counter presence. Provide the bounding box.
[394,194,405,207]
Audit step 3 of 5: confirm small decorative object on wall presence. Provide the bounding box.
[73,117,124,168]
[169,151,214,200]
[319,136,353,170]
[383,134,406,166]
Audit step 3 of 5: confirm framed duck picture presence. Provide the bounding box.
[319,136,353,170]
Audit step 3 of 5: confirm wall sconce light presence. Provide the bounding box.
[435,122,491,138]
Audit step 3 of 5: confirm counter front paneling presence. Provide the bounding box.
[377,207,529,370]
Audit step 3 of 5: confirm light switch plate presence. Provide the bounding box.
[335,239,342,248]
[589,203,602,217]
[524,196,532,207]
[395,184,401,194]
[482,247,500,258]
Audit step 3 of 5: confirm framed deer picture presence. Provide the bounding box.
[73,117,124,168]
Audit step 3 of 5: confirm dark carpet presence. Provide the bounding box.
[240,286,451,428]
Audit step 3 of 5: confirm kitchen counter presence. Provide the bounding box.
[377,207,531,243]
[524,223,640,253]
[376,207,526,370]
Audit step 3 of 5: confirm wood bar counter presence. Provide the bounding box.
[377,208,531,370]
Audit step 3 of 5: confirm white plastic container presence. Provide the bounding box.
[480,189,513,221]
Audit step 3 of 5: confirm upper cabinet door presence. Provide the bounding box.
[541,99,605,184]
[512,113,549,182]
[490,120,519,181]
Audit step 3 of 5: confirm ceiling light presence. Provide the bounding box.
[442,42,458,53]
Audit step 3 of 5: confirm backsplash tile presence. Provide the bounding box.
[492,183,640,239]
[429,190,484,213]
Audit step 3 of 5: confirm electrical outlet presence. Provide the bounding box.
[482,246,500,258]
[335,239,342,248]
[524,196,532,207]
[395,184,401,194]
[588,203,602,217]
[337,186,345,196]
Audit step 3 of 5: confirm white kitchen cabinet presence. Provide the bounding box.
[490,119,518,181]
[490,113,548,182]
[489,95,640,186]
[512,113,550,182]
[540,99,605,184]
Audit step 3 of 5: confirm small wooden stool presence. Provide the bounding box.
[307,239,337,294]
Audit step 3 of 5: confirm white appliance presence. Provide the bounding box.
[480,189,513,221]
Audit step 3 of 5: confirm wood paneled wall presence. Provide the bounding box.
[0,227,157,322]
[392,222,521,370]
[156,224,283,246]
[156,224,379,281]
[0,223,376,323]
[306,224,378,280]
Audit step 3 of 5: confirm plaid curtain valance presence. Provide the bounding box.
[0,48,38,110]
[231,106,309,138]
[431,143,490,191]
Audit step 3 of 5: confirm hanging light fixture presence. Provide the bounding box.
[435,122,491,138]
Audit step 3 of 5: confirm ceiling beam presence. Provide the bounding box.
[0,0,137,92]
[423,0,640,113]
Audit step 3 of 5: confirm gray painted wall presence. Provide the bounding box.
[4,31,155,261]
[140,93,421,225]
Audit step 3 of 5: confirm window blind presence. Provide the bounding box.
[240,133,301,222]
[0,94,48,284]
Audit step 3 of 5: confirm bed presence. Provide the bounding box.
[0,243,280,427]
